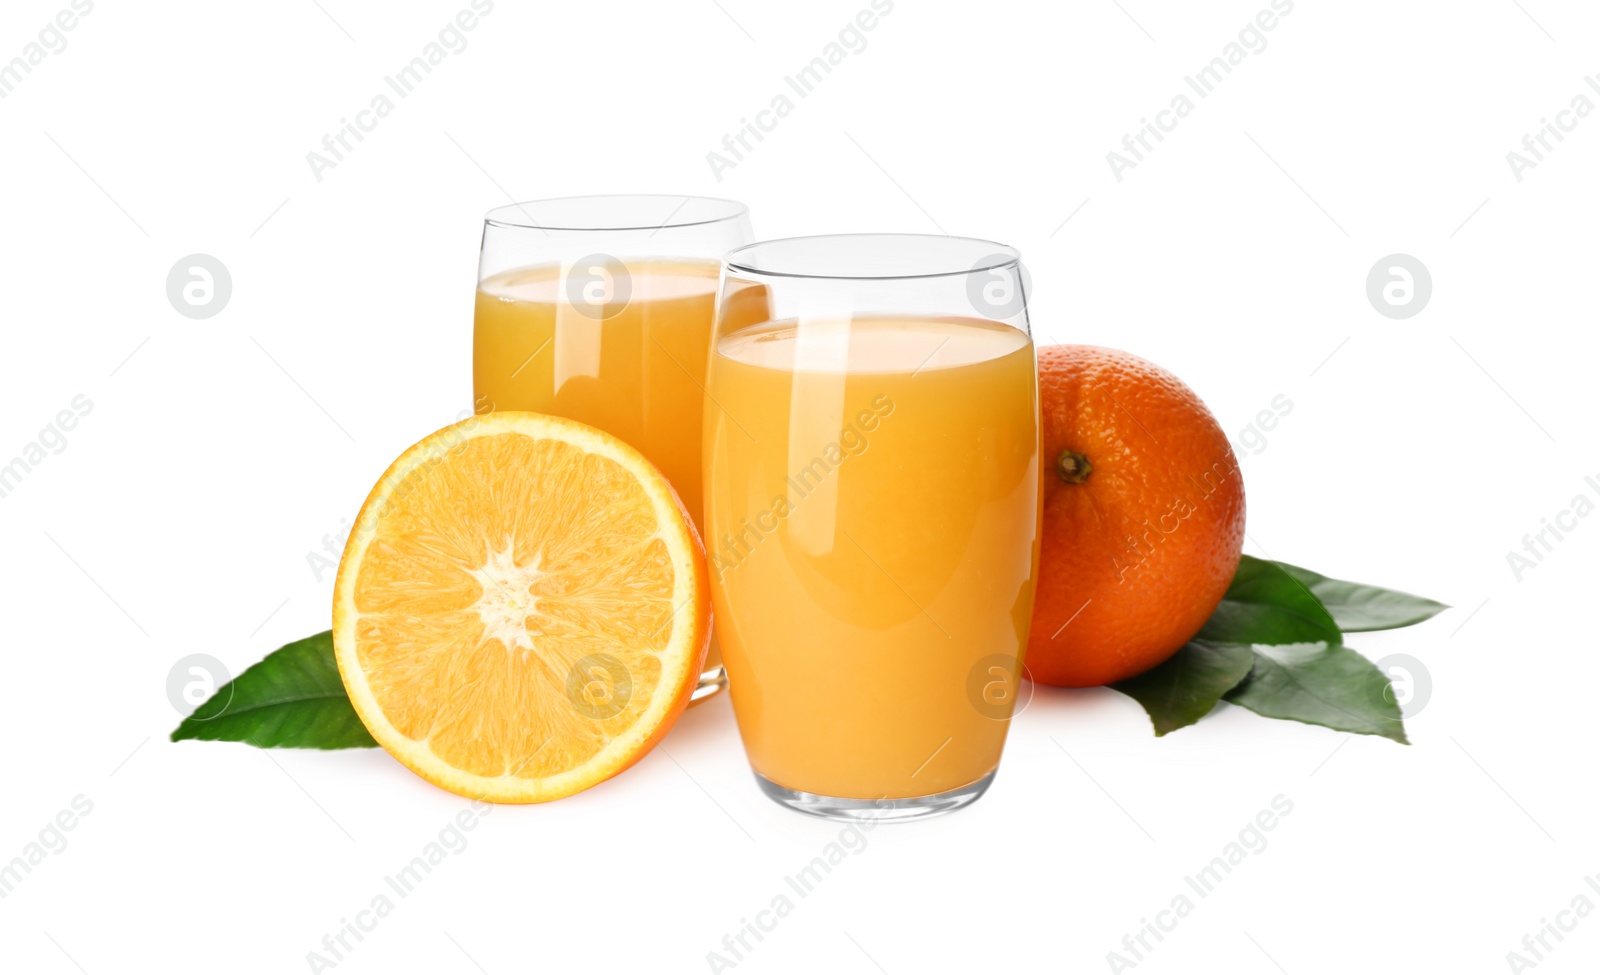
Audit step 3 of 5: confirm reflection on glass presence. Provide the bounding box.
[704,234,1042,822]
[473,196,760,701]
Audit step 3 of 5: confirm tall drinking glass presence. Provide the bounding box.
[473,195,763,701]
[703,234,1042,821]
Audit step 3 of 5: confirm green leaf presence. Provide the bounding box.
[1198,555,1343,647]
[1224,642,1408,744]
[1111,640,1257,736]
[1272,561,1448,632]
[170,631,378,749]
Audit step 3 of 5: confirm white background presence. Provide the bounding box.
[1,0,1596,972]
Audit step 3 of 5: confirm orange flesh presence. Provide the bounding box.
[348,431,684,781]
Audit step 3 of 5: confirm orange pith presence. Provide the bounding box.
[332,411,710,803]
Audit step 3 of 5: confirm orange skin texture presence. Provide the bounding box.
[1026,345,1246,687]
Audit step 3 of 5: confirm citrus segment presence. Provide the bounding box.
[332,412,710,802]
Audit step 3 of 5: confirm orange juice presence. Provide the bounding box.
[474,260,770,678]
[703,315,1041,799]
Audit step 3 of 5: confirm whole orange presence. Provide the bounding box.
[1026,345,1246,687]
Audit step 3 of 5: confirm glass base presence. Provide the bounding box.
[688,664,727,705]
[753,768,996,823]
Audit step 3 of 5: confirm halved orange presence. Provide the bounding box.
[331,411,711,803]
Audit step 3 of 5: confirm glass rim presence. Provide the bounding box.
[483,194,750,232]
[724,233,1022,281]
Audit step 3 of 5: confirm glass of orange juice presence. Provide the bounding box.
[473,195,765,702]
[703,234,1042,821]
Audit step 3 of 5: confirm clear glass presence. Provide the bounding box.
[473,195,758,702]
[703,234,1042,821]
